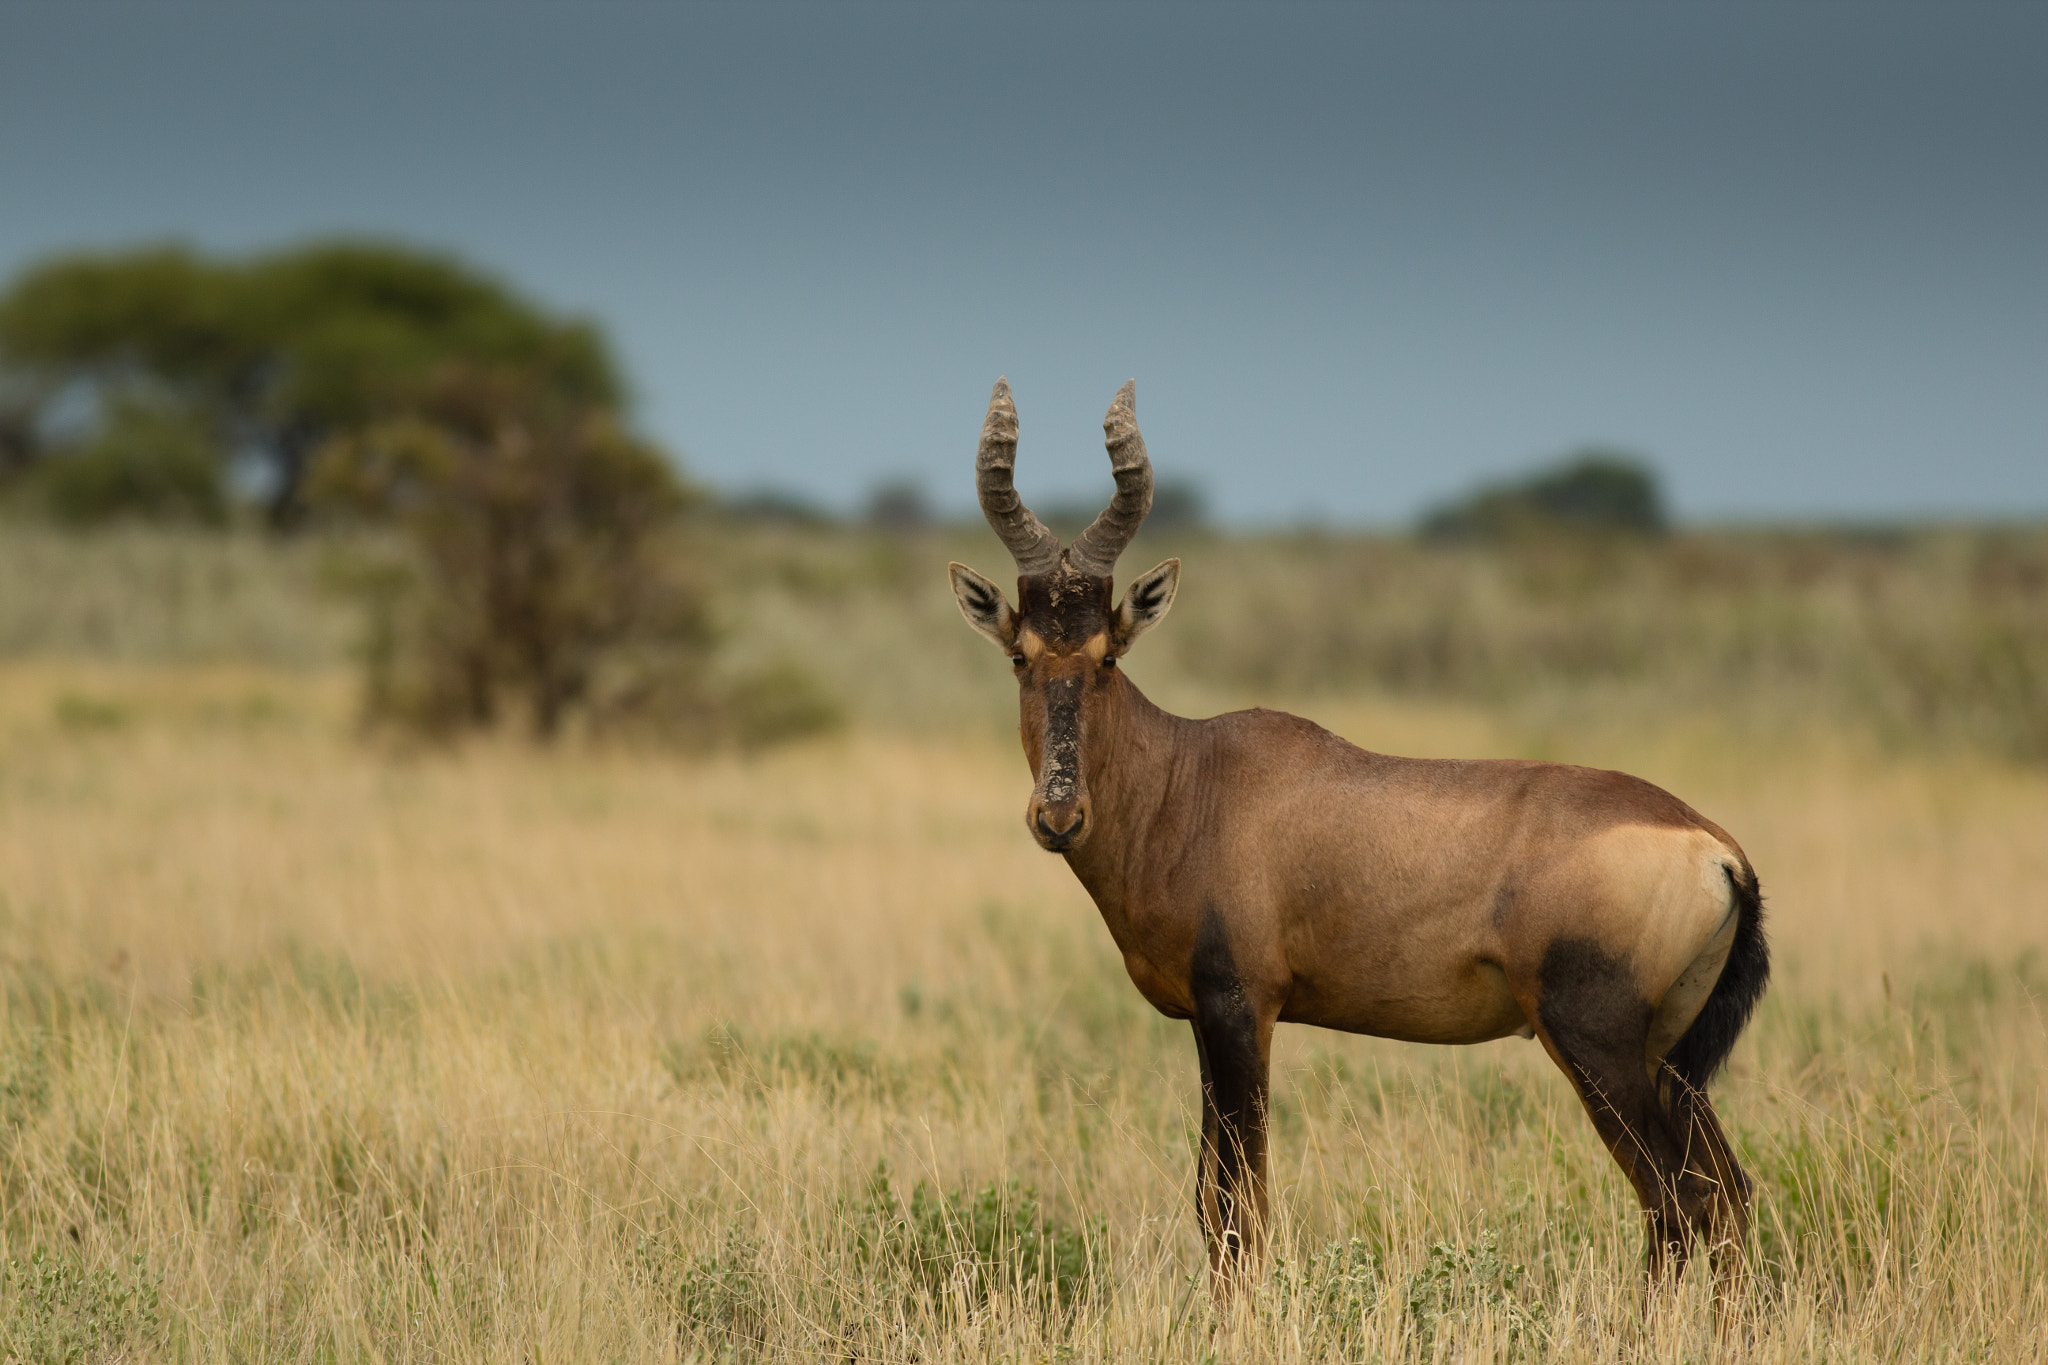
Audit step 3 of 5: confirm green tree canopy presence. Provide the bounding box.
[0,240,624,522]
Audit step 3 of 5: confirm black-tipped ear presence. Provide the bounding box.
[1113,558,1179,650]
[948,562,1017,651]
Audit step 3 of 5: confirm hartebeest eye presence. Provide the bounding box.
[1010,653,1027,668]
[1102,655,1117,668]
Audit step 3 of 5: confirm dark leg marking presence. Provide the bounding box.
[1537,938,1712,1289]
[1190,1023,1219,1245]
[1190,905,1271,1287]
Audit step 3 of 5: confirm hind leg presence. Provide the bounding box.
[1544,1032,1695,1287]
[1660,1070,1755,1311]
[1526,941,1718,1293]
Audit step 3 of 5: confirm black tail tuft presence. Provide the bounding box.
[1664,862,1769,1092]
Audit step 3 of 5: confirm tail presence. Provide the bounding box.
[1664,862,1769,1092]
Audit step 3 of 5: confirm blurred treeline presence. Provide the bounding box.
[3,241,2045,763]
[4,519,2045,766]
[715,519,2048,764]
[0,240,833,746]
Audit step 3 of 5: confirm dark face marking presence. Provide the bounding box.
[1016,566,1114,644]
[1031,674,1087,849]
[1039,676,1083,805]
[1016,565,1118,852]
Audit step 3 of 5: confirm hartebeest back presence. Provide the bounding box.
[948,379,1769,1305]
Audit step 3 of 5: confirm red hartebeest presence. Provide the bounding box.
[947,379,1769,1304]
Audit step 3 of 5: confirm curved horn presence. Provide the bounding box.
[1065,380,1154,577]
[975,377,1063,577]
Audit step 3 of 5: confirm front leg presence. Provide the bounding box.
[1190,937,1277,1295]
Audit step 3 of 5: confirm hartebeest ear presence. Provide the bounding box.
[948,562,1018,651]
[1113,558,1179,650]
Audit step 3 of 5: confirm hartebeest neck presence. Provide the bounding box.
[1050,670,1193,924]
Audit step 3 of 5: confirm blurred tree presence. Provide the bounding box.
[720,487,836,527]
[310,361,700,740]
[1147,477,1208,532]
[1042,477,1207,539]
[0,392,36,482]
[35,399,227,527]
[1420,449,1667,542]
[863,478,930,534]
[0,241,621,524]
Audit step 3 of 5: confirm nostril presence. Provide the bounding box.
[1037,810,1084,838]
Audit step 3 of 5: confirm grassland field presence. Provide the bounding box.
[0,524,2044,1362]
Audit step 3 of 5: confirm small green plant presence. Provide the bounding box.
[0,1031,51,1141]
[1271,1237,1380,1344]
[1403,1226,1544,1353]
[632,1225,768,1355]
[1,1249,163,1365]
[850,1163,1104,1315]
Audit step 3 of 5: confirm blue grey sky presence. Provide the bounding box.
[3,2,2044,525]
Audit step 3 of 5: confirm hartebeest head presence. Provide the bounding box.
[949,379,1180,853]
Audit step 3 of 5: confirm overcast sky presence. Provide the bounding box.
[3,2,2044,525]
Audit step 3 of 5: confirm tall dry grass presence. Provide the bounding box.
[0,648,2043,1361]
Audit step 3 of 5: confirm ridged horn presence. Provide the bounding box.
[975,377,1063,577]
[1065,380,1154,578]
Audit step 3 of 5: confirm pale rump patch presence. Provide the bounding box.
[1561,823,1742,1007]
[1648,900,1738,1065]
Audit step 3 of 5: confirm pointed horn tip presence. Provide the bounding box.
[990,376,1013,402]
[1105,380,1137,424]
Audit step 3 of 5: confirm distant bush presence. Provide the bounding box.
[719,487,836,527]
[312,363,841,749]
[863,479,931,534]
[720,660,844,750]
[1421,449,1666,542]
[311,362,705,740]
[1148,477,1209,531]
